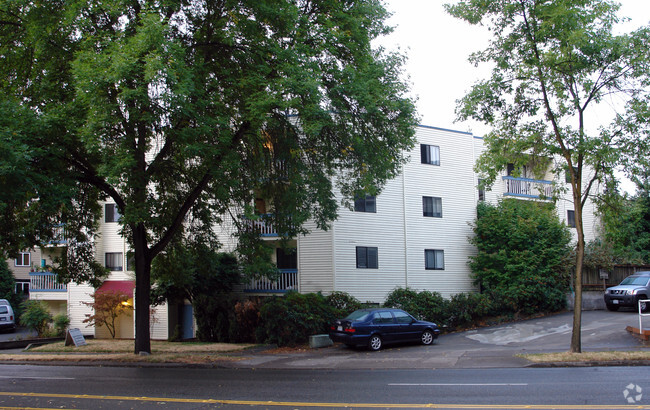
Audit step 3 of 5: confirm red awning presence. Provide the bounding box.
[97,280,135,298]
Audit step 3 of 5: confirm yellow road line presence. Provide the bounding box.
[0,392,649,409]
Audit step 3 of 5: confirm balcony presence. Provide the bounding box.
[245,214,278,237]
[503,176,553,200]
[43,225,67,246]
[29,272,67,293]
[244,269,298,293]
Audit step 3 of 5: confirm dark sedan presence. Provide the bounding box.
[329,308,440,351]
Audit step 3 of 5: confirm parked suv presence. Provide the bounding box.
[604,271,650,313]
[0,299,16,332]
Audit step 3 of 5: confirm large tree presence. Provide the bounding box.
[445,0,650,352]
[0,0,417,354]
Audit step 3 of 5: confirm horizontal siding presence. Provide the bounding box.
[332,170,407,303]
[298,220,334,294]
[68,283,96,336]
[402,127,477,297]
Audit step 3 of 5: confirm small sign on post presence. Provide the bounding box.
[65,328,87,347]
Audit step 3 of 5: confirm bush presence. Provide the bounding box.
[20,300,52,337]
[194,293,238,342]
[230,298,260,343]
[470,199,571,315]
[326,291,362,318]
[445,292,496,329]
[384,287,448,324]
[53,314,70,337]
[257,292,335,346]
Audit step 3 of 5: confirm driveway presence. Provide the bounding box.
[228,310,649,370]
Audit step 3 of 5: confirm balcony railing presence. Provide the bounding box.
[245,215,278,237]
[503,176,553,199]
[244,269,298,293]
[29,272,67,292]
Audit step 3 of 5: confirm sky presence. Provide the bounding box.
[377,0,650,138]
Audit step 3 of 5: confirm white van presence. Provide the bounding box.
[0,299,16,332]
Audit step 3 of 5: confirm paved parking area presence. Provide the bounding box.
[227,310,649,369]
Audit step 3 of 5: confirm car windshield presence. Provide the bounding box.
[620,276,650,286]
[345,310,372,321]
[0,306,7,314]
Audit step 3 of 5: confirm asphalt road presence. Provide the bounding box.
[0,364,648,409]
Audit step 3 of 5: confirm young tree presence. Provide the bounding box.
[446,0,650,352]
[0,0,417,354]
[82,290,134,339]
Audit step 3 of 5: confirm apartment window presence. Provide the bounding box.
[478,179,485,202]
[105,203,121,223]
[354,195,376,213]
[356,246,378,269]
[105,252,123,271]
[420,144,440,166]
[565,166,578,183]
[425,249,444,270]
[14,253,30,267]
[422,196,442,218]
[567,210,576,228]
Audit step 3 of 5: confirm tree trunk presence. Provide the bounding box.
[570,195,586,353]
[133,225,151,355]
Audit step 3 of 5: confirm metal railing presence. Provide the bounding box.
[244,269,298,293]
[29,272,67,292]
[503,176,553,199]
[639,299,649,334]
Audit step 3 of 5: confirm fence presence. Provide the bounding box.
[581,265,650,290]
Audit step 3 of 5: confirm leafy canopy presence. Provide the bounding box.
[0,0,417,354]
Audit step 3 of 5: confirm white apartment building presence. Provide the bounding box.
[11,124,599,338]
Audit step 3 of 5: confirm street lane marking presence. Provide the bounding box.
[389,383,529,386]
[1,392,649,409]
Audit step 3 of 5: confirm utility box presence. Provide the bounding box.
[309,334,333,348]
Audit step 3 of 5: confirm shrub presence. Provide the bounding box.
[445,292,495,329]
[257,292,335,346]
[326,291,362,318]
[20,300,52,337]
[470,199,571,315]
[384,287,448,324]
[230,298,260,343]
[194,293,238,342]
[53,314,70,337]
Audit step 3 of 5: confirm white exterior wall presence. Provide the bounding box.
[297,220,334,294]
[402,126,477,297]
[330,167,408,303]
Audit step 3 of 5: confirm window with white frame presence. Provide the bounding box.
[422,196,442,218]
[105,252,123,271]
[354,195,376,213]
[14,252,30,267]
[105,203,120,223]
[425,249,444,270]
[420,144,440,166]
[356,246,378,269]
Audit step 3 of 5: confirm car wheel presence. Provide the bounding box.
[606,304,619,312]
[421,329,434,345]
[368,335,382,351]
